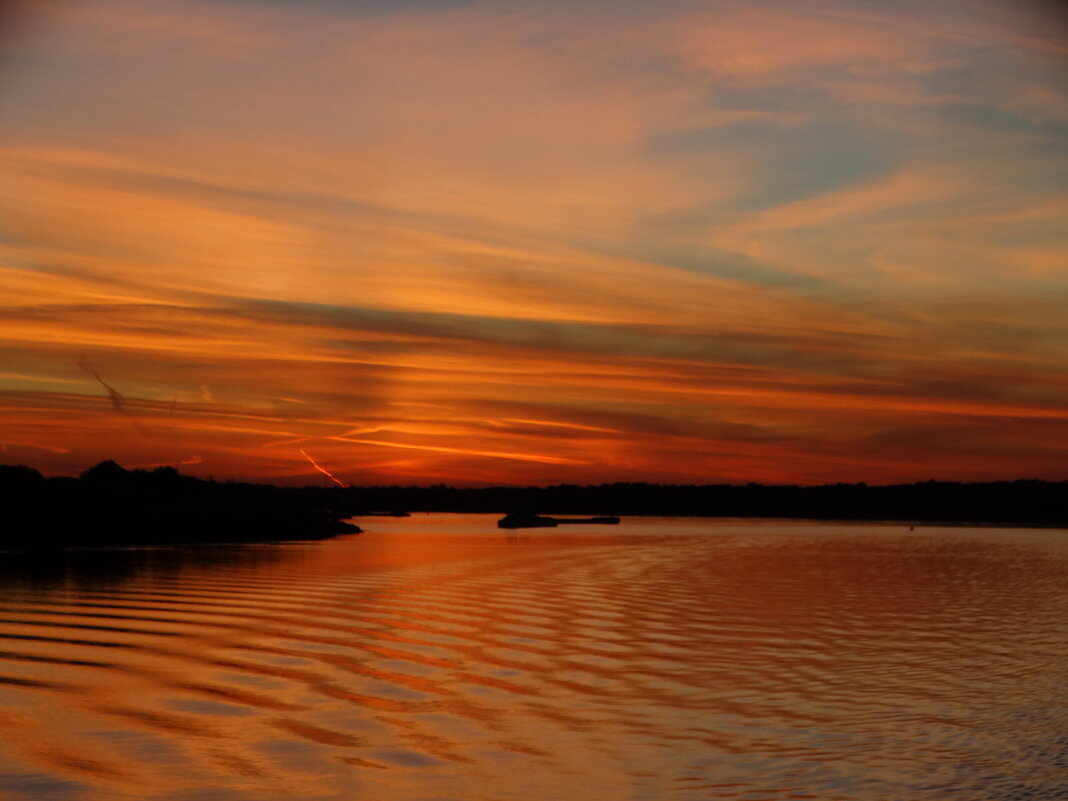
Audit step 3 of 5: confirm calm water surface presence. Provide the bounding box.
[1,516,1066,800]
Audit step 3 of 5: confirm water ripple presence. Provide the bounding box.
[1,519,1066,800]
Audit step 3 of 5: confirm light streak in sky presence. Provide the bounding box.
[300,447,348,488]
[327,435,589,465]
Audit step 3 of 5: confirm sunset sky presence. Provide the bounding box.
[1,0,1066,486]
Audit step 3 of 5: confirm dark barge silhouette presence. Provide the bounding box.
[497,513,621,529]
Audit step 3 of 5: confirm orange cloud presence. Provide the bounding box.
[1,0,1065,485]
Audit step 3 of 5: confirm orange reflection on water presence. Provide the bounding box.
[1,519,1067,800]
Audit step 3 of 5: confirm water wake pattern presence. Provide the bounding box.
[1,518,1066,800]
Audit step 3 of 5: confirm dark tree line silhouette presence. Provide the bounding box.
[1,461,1064,550]
[343,479,1066,525]
[1,461,361,549]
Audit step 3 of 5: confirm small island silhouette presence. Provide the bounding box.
[1,461,1064,550]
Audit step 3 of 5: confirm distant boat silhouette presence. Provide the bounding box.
[497,513,559,529]
[497,513,621,529]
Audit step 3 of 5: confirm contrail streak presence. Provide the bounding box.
[300,447,347,488]
[77,358,125,412]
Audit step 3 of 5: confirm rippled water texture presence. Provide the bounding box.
[1,516,1066,800]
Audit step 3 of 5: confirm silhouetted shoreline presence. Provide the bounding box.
[2,462,1064,550]
[1,462,361,550]
[345,480,1067,527]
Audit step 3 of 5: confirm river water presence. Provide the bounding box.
[1,516,1066,800]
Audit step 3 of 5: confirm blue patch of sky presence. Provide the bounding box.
[648,117,900,212]
[241,0,672,14]
[755,126,898,210]
[924,55,1068,137]
[938,103,1068,142]
[592,237,837,293]
[236,0,476,14]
